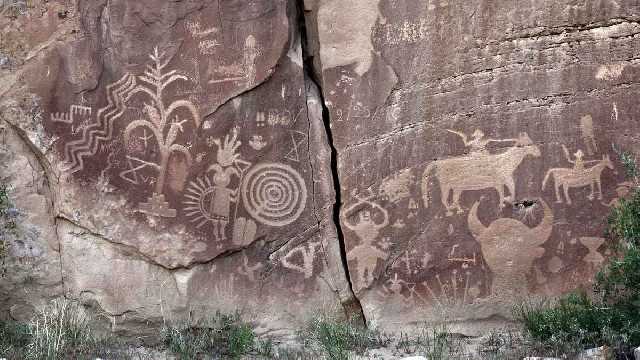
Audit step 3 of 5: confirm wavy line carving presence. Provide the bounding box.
[61,74,137,173]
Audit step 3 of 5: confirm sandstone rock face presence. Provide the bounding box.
[1,0,640,337]
[308,0,640,333]
[0,0,352,335]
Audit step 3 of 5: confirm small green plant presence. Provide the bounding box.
[161,311,256,359]
[0,319,30,358]
[300,315,390,360]
[394,326,466,360]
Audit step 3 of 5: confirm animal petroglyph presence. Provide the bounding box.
[542,152,615,205]
[379,168,414,203]
[422,133,541,215]
[241,162,307,227]
[342,194,389,291]
[468,198,553,298]
[62,74,137,173]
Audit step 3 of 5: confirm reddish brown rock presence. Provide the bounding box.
[307,0,640,333]
[0,0,353,334]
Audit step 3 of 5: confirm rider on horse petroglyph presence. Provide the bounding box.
[562,145,599,172]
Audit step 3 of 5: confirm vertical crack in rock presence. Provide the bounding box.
[296,0,366,325]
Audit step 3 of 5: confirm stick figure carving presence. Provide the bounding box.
[342,193,389,291]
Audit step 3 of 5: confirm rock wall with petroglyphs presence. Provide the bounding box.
[306,0,640,334]
[0,0,354,336]
[0,0,640,337]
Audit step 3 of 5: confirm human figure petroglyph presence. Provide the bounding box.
[446,129,517,155]
[342,193,389,290]
[422,133,541,215]
[468,198,553,298]
[205,128,251,241]
[542,152,615,205]
[562,145,601,172]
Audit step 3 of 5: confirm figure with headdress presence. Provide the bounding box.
[342,193,390,290]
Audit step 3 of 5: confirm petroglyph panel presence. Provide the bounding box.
[309,0,640,335]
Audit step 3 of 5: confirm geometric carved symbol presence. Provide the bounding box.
[284,130,308,162]
[50,104,92,124]
[138,192,177,218]
[241,163,307,227]
[183,175,220,228]
[119,156,154,185]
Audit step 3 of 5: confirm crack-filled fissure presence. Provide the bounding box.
[295,0,366,325]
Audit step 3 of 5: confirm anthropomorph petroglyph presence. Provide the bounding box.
[184,128,254,242]
[542,151,615,205]
[342,193,389,291]
[422,132,541,215]
[468,198,553,298]
[446,129,516,155]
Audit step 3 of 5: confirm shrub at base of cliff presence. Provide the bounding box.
[517,152,640,358]
[161,311,257,359]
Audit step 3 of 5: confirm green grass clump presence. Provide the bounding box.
[161,311,256,359]
[300,315,390,360]
[0,298,105,360]
[396,326,466,360]
[0,319,30,358]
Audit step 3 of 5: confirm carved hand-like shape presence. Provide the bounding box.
[214,128,242,167]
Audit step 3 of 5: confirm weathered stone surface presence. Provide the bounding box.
[0,0,353,333]
[2,0,640,340]
[308,0,640,333]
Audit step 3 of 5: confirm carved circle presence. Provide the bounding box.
[242,163,307,226]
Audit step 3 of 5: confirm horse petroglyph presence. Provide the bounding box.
[422,132,541,215]
[542,149,615,205]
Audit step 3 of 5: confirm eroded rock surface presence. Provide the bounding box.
[1,0,640,337]
[0,0,352,334]
[308,0,640,333]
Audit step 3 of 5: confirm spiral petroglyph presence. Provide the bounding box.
[241,163,307,226]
